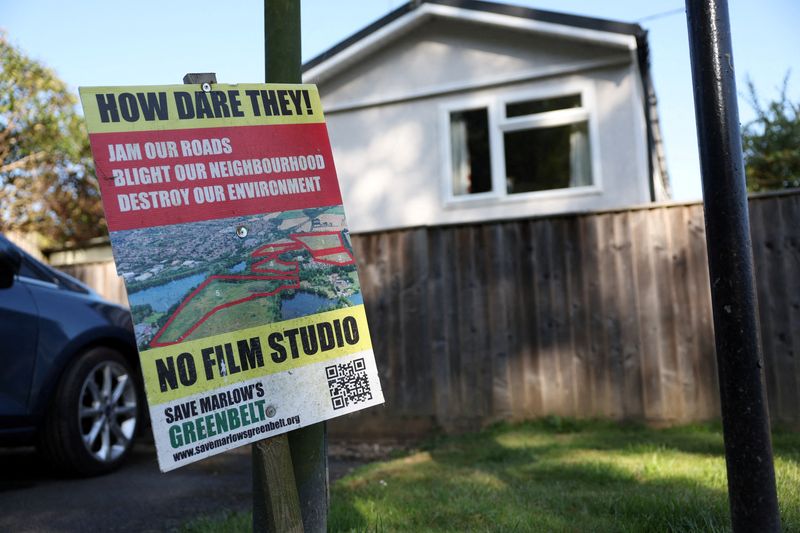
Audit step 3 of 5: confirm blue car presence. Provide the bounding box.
[0,234,142,476]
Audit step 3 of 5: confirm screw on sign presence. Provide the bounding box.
[236,226,248,238]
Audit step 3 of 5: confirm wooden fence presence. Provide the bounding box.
[345,191,800,435]
[59,261,129,306]
[57,192,800,435]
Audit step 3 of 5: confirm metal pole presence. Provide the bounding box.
[684,1,781,530]
[253,1,329,532]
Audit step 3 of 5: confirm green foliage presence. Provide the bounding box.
[0,31,105,245]
[742,74,800,192]
[130,303,154,324]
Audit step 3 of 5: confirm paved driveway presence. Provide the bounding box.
[0,441,360,532]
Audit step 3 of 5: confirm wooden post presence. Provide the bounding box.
[182,73,217,85]
[180,71,308,532]
[252,435,303,532]
[253,1,330,532]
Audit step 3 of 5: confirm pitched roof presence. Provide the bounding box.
[303,0,670,200]
[303,0,646,74]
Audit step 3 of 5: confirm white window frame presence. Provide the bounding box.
[440,81,603,207]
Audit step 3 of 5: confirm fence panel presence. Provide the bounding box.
[59,262,129,306]
[340,194,799,435]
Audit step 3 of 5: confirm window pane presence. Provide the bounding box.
[504,122,592,194]
[450,108,492,196]
[506,94,581,118]
[19,257,52,282]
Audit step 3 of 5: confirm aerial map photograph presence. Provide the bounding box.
[112,205,362,350]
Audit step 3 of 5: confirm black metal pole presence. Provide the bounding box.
[684,1,781,530]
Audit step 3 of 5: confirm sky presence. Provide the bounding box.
[3,0,799,201]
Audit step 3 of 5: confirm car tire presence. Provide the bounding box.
[38,347,140,476]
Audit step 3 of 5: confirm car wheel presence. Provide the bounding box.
[39,347,140,476]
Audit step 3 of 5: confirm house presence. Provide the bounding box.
[303,0,670,233]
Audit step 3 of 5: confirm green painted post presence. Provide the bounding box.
[253,1,329,532]
[265,0,301,83]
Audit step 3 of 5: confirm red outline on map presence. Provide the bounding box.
[149,231,355,348]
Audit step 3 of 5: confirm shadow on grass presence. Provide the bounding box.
[330,427,732,532]
[329,420,800,532]
[450,418,800,463]
[330,461,730,532]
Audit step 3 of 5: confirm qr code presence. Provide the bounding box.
[326,358,372,410]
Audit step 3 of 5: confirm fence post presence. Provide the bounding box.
[684,1,781,530]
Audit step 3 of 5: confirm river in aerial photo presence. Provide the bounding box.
[127,261,249,312]
[129,273,364,322]
[229,261,246,273]
[127,273,207,312]
[280,291,364,320]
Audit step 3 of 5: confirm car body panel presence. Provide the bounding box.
[26,282,136,418]
[0,235,137,446]
[0,281,39,417]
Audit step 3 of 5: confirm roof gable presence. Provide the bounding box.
[315,16,632,109]
[303,0,643,85]
[303,0,669,200]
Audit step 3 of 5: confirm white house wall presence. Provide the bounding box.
[314,17,651,233]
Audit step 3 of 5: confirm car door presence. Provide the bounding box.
[0,261,39,418]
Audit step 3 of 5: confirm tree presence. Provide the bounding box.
[742,74,800,192]
[0,32,105,245]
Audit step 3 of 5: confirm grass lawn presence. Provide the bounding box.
[160,278,286,342]
[181,419,800,532]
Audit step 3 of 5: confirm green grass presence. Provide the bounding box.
[317,251,354,264]
[253,257,297,271]
[296,234,343,250]
[184,291,283,341]
[159,278,286,342]
[180,420,800,532]
[180,510,249,533]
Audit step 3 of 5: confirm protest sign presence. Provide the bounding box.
[79,83,384,472]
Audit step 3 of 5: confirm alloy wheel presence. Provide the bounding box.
[78,360,138,463]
